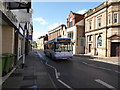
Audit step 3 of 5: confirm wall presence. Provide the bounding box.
[17,34,23,60]
[2,26,14,54]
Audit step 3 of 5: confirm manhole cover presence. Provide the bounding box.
[23,75,37,80]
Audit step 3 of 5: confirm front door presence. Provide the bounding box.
[111,42,120,57]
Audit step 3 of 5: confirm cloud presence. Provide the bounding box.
[48,22,64,30]
[33,17,48,24]
[33,31,48,41]
[76,9,87,14]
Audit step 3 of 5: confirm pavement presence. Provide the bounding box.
[2,51,56,89]
[74,54,120,66]
[1,50,120,89]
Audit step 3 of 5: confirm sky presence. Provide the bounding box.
[32,1,106,41]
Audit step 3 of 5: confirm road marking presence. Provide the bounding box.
[37,51,73,89]
[81,61,120,74]
[37,51,56,88]
[95,79,116,89]
[55,69,59,79]
[82,62,88,65]
[115,70,120,74]
[58,79,73,90]
[57,72,60,76]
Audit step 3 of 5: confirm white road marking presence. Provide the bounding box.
[82,62,88,64]
[95,79,116,89]
[115,70,120,74]
[57,72,60,76]
[58,79,73,90]
[37,51,74,89]
[81,61,120,74]
[55,69,59,79]
[37,51,56,88]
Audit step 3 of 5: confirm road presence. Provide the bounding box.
[35,49,119,89]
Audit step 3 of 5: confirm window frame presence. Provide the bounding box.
[108,14,111,24]
[113,13,118,24]
[89,20,92,30]
[97,17,101,28]
[97,34,102,48]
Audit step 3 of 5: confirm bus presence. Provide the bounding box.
[44,38,73,60]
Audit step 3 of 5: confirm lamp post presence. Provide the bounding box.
[21,22,27,68]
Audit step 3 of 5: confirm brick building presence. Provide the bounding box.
[48,24,66,40]
[66,11,85,54]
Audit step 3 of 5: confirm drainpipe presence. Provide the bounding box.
[106,2,108,57]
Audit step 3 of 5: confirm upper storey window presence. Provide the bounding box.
[69,18,72,27]
[108,14,111,24]
[89,20,92,30]
[113,13,118,24]
[97,17,101,28]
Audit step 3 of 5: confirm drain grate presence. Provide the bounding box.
[10,73,22,77]
[23,75,37,80]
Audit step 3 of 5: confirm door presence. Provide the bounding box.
[111,42,120,57]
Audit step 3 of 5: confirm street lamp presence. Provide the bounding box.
[20,22,28,68]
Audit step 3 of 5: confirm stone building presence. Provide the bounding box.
[48,24,66,40]
[38,34,48,50]
[66,11,85,54]
[84,0,120,57]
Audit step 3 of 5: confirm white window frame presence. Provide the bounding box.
[113,13,118,24]
[89,20,92,30]
[108,14,111,24]
[97,17,101,28]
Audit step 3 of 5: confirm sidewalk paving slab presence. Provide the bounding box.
[2,51,56,89]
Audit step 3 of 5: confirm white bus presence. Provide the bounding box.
[44,38,73,60]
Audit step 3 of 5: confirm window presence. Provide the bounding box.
[68,32,73,39]
[89,35,92,41]
[97,35,102,47]
[108,15,111,24]
[114,13,118,24]
[63,31,64,35]
[69,18,72,27]
[89,21,92,30]
[97,17,101,27]
[69,21,72,27]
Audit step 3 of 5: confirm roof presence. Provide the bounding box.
[70,11,83,16]
[48,24,66,33]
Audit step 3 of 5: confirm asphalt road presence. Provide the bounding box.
[36,50,119,89]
